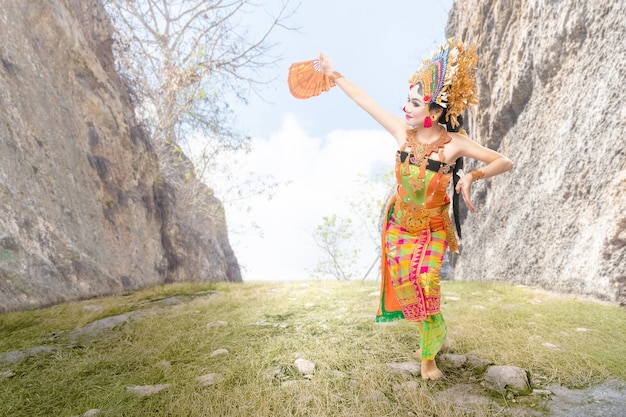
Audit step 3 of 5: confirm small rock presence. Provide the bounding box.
[197,373,224,386]
[210,348,229,357]
[439,353,467,368]
[438,384,496,408]
[294,358,315,375]
[81,410,101,417]
[483,365,532,396]
[545,379,626,415]
[392,381,419,393]
[465,355,493,372]
[253,321,288,328]
[157,360,171,369]
[542,342,560,349]
[293,392,314,409]
[387,362,421,376]
[365,390,390,404]
[0,346,58,365]
[126,384,170,397]
[2,350,27,365]
[281,380,298,389]
[0,370,16,379]
[29,346,56,356]
[328,370,347,379]
[70,312,136,343]
[267,366,284,380]
[281,380,310,389]
[206,320,227,328]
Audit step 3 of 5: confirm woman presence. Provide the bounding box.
[317,40,513,380]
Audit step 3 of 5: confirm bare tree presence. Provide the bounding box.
[105,0,296,148]
[104,0,295,240]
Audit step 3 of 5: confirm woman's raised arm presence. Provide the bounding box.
[318,53,407,145]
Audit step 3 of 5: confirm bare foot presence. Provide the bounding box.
[413,338,451,359]
[421,359,443,380]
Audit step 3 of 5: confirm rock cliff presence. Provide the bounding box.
[446,0,626,304]
[0,0,241,312]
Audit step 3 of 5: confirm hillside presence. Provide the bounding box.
[0,0,240,312]
[446,0,626,304]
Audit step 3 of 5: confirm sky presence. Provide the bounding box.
[198,0,454,281]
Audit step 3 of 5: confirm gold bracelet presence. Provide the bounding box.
[470,169,485,181]
[328,71,344,82]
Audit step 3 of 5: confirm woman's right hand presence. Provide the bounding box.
[318,53,333,75]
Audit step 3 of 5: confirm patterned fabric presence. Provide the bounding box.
[418,313,448,360]
[384,224,448,321]
[376,149,457,327]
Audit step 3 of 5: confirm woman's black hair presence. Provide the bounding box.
[430,102,465,239]
[430,103,463,133]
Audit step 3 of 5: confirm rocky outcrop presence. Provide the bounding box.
[0,0,240,312]
[446,0,626,304]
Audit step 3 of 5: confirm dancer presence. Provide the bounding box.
[317,40,513,380]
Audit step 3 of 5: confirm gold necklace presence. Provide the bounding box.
[398,127,451,186]
[404,127,449,160]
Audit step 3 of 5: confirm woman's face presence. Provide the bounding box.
[403,86,428,127]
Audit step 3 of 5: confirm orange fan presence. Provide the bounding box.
[288,59,335,99]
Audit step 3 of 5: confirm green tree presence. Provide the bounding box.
[312,169,395,281]
[312,215,359,281]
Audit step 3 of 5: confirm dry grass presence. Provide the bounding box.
[1,280,625,416]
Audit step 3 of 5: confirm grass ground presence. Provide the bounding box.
[1,280,625,416]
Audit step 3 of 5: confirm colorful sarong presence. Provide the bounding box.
[376,202,449,359]
[375,144,456,360]
[383,217,447,322]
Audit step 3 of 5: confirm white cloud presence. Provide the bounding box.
[221,114,397,281]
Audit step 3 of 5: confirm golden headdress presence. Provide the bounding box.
[408,39,479,129]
